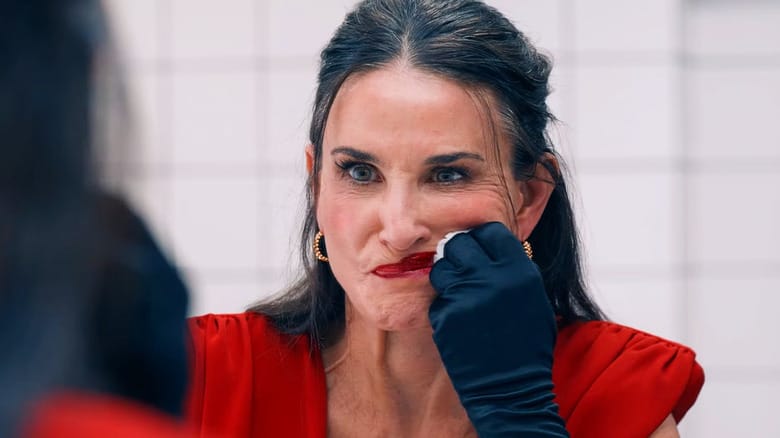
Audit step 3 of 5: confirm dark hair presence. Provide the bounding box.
[251,0,605,347]
[0,0,188,432]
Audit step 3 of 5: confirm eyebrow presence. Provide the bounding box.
[331,147,379,164]
[331,147,484,166]
[424,152,485,165]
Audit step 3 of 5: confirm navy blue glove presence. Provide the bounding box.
[429,222,568,437]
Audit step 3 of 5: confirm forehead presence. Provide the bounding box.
[323,66,505,157]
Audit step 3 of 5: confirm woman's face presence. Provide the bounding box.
[313,66,530,331]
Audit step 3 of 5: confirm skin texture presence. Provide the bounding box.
[650,415,680,438]
[307,65,679,437]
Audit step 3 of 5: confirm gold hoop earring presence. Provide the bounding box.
[313,231,329,263]
[523,240,533,260]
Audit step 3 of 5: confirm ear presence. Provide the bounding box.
[305,144,315,176]
[305,144,321,220]
[514,153,558,240]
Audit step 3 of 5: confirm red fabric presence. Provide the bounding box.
[22,392,192,438]
[552,321,704,437]
[186,313,704,438]
[185,313,327,438]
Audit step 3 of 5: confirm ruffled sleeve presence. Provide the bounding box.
[185,313,327,438]
[552,321,704,437]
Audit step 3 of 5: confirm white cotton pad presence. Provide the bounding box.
[434,229,471,263]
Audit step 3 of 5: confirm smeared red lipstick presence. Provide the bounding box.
[372,251,436,278]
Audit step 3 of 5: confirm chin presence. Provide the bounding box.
[370,296,435,332]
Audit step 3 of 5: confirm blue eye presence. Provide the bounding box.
[432,167,466,184]
[336,161,379,184]
[348,164,375,182]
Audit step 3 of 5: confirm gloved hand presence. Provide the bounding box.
[429,222,568,437]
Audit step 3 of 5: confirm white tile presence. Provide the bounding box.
[264,63,318,168]
[690,276,780,369]
[259,174,307,271]
[682,381,780,438]
[572,0,681,52]
[547,65,578,167]
[125,177,174,254]
[484,0,563,54]
[171,71,260,167]
[171,0,256,59]
[572,64,679,161]
[589,275,683,341]
[577,171,682,269]
[170,178,260,271]
[124,70,168,166]
[265,0,355,58]
[105,0,159,62]
[187,269,297,316]
[686,3,780,56]
[688,69,780,160]
[188,277,262,316]
[689,173,780,265]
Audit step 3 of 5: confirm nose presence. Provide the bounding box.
[377,184,432,253]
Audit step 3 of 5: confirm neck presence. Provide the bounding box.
[323,303,473,437]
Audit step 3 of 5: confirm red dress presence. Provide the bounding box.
[22,393,193,438]
[185,313,704,438]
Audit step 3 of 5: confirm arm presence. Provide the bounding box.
[430,223,568,437]
[649,415,679,438]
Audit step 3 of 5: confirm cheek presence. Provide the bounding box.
[315,188,379,254]
[425,189,520,233]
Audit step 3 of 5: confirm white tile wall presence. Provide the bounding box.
[170,177,261,272]
[485,0,563,54]
[684,381,780,437]
[108,1,780,436]
[688,69,780,160]
[125,177,174,252]
[265,0,355,58]
[690,276,780,369]
[589,275,682,341]
[171,0,257,60]
[686,2,780,57]
[258,174,307,271]
[571,0,681,53]
[188,277,263,316]
[689,173,780,266]
[263,63,318,168]
[577,171,681,269]
[105,0,160,62]
[572,64,679,161]
[171,71,261,168]
[124,70,167,167]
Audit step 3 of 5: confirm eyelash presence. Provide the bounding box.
[335,160,471,186]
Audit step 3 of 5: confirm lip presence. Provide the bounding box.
[372,251,436,278]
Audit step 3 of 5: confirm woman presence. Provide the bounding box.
[1,0,191,436]
[186,1,704,437]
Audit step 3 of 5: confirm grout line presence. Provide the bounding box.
[590,262,780,280]
[106,157,780,179]
[558,0,577,163]
[703,366,780,383]
[679,0,692,346]
[255,0,268,282]
[157,0,174,248]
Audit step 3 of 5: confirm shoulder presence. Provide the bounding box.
[553,321,704,436]
[186,312,317,381]
[185,312,325,436]
[187,312,296,351]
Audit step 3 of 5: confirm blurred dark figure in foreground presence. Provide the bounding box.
[0,0,190,436]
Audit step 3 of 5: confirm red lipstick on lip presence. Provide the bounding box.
[372,251,436,278]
